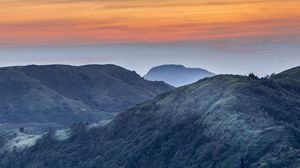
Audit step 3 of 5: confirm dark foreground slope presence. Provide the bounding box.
[0,65,173,128]
[2,67,300,168]
[144,64,215,87]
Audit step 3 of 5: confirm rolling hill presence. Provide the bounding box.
[1,66,300,168]
[0,64,173,130]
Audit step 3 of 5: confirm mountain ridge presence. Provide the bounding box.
[2,66,299,168]
[0,64,173,130]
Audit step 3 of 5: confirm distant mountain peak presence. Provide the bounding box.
[144,64,215,87]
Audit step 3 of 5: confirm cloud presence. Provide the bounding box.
[3,0,300,8]
[0,16,299,46]
[0,0,299,46]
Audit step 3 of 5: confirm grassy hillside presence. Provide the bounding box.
[0,64,173,128]
[1,66,299,168]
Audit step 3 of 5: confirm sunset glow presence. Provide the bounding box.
[0,0,300,46]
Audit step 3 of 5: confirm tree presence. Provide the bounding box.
[240,157,245,168]
[248,73,259,79]
[70,122,89,136]
[19,127,25,133]
[212,160,217,168]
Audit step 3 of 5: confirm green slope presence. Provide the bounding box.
[1,66,300,168]
[0,64,173,128]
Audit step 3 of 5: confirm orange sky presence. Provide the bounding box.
[0,0,300,46]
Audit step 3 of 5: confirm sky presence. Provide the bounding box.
[0,0,299,76]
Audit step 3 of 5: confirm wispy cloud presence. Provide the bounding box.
[0,0,299,46]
